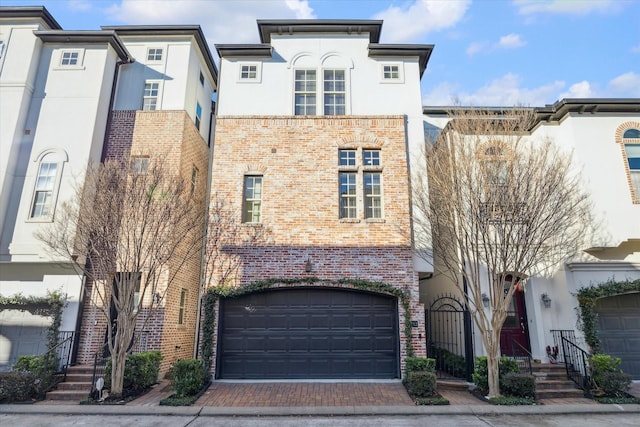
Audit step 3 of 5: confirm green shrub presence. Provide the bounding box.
[169,359,205,397]
[405,357,436,373]
[159,395,198,406]
[13,354,58,396]
[472,356,520,395]
[403,371,437,398]
[598,371,631,397]
[596,396,640,404]
[0,372,36,402]
[589,353,631,397]
[105,351,162,393]
[501,372,536,398]
[432,347,467,378]
[489,396,537,405]
[414,396,449,405]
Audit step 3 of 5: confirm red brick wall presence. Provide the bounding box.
[205,116,426,375]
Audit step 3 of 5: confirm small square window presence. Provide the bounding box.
[383,65,400,79]
[339,149,356,166]
[130,157,149,174]
[363,150,381,166]
[147,48,163,61]
[60,51,79,66]
[240,64,257,79]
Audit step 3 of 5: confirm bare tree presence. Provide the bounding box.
[414,108,593,398]
[36,158,205,397]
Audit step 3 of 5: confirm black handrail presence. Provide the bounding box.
[560,336,595,392]
[550,329,576,363]
[509,336,533,375]
[35,331,75,399]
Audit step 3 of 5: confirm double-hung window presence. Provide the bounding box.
[243,176,263,223]
[622,127,640,201]
[338,149,382,219]
[178,289,187,325]
[130,156,149,174]
[195,102,202,130]
[323,70,345,115]
[339,173,357,219]
[31,162,58,218]
[362,150,382,219]
[294,70,316,115]
[143,82,160,110]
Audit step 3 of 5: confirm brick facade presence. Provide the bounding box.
[205,116,426,376]
[77,110,209,374]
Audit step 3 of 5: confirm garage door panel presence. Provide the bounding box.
[218,288,399,379]
[596,294,640,379]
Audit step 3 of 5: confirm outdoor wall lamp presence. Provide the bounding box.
[481,293,490,308]
[541,293,552,308]
[305,257,312,273]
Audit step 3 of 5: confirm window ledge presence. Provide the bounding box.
[339,218,361,223]
[365,218,385,223]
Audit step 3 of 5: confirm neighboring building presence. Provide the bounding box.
[207,20,433,379]
[423,100,640,379]
[0,6,217,373]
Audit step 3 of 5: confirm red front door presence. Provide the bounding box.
[500,278,530,356]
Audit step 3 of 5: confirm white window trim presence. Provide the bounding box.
[54,49,85,70]
[146,47,165,63]
[27,149,67,222]
[238,62,262,83]
[380,63,404,84]
[337,147,385,221]
[292,68,350,116]
[142,80,163,111]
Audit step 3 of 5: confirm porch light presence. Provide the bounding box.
[481,293,490,308]
[541,293,552,308]
[305,257,312,273]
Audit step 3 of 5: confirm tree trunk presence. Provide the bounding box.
[486,331,501,398]
[110,346,127,397]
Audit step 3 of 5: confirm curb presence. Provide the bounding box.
[1,404,640,417]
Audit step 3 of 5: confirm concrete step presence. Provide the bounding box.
[535,379,578,390]
[45,389,88,401]
[536,388,585,399]
[56,381,92,391]
[65,365,95,375]
[64,373,93,383]
[437,379,469,391]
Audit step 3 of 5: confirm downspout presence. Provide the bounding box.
[99,57,133,161]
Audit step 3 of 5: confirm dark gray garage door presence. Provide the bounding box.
[0,308,50,371]
[217,288,399,379]
[596,293,640,379]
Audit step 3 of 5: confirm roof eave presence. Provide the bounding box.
[257,19,383,43]
[368,43,434,78]
[33,30,133,62]
[0,6,62,30]
[216,44,273,58]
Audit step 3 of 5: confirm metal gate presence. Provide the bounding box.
[426,294,474,380]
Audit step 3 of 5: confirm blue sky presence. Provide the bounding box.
[7,0,640,106]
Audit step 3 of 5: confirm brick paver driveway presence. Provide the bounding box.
[195,382,415,407]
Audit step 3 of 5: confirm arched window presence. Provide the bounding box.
[617,124,640,202]
[29,149,67,220]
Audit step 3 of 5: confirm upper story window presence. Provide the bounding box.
[29,149,67,221]
[147,48,163,62]
[199,71,204,86]
[619,125,640,202]
[243,175,263,223]
[130,156,149,174]
[339,149,356,166]
[0,40,5,59]
[178,289,187,325]
[143,81,160,110]
[195,102,202,130]
[30,162,58,219]
[323,70,345,115]
[61,51,79,66]
[241,65,257,79]
[338,148,384,220]
[294,69,316,115]
[380,63,404,83]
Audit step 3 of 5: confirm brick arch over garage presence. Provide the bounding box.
[214,284,402,379]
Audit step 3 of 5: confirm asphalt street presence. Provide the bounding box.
[1,414,639,427]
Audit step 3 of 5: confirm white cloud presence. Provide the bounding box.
[67,0,92,11]
[466,41,486,56]
[514,0,617,15]
[559,80,594,99]
[631,44,640,54]
[608,72,640,97]
[423,73,566,106]
[107,0,316,45]
[498,33,526,49]
[374,0,471,43]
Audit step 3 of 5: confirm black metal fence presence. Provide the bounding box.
[550,329,576,363]
[426,294,474,381]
